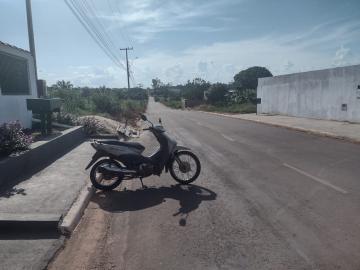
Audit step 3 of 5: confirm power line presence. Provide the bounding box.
[65,0,115,65]
[64,0,126,71]
[64,0,139,89]
[112,0,133,47]
[86,0,124,61]
[75,0,126,69]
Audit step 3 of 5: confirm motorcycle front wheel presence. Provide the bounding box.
[169,150,201,184]
[90,159,123,191]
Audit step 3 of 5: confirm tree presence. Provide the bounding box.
[151,78,163,89]
[182,78,210,101]
[206,83,228,104]
[233,66,272,90]
[53,80,73,90]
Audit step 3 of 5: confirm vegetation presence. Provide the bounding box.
[0,121,32,157]
[78,116,106,135]
[205,83,228,104]
[233,66,273,89]
[160,98,182,109]
[152,66,272,114]
[182,78,210,101]
[48,81,148,125]
[197,103,257,114]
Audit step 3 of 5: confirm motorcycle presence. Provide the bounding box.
[85,114,201,190]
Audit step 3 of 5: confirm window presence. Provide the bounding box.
[0,51,30,95]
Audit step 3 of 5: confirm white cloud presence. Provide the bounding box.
[97,0,237,43]
[198,61,208,73]
[284,61,295,72]
[333,45,352,66]
[165,64,184,83]
[40,65,123,87]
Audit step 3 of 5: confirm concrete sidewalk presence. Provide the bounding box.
[0,141,94,270]
[201,112,360,143]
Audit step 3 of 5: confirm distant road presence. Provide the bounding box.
[50,97,360,270]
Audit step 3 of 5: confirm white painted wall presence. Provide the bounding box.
[257,65,360,123]
[0,43,37,128]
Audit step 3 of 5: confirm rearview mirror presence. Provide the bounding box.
[140,114,147,121]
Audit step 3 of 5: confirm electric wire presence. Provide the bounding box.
[75,0,126,69]
[64,0,137,88]
[65,0,126,70]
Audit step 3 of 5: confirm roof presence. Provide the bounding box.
[0,41,30,54]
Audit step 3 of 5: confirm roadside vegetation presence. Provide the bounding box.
[0,121,32,158]
[158,98,182,109]
[152,66,272,113]
[48,80,148,126]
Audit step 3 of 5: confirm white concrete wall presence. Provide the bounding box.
[257,65,360,123]
[0,43,37,128]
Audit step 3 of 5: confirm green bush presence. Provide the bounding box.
[161,99,182,109]
[91,93,120,115]
[121,100,146,120]
[48,83,148,122]
[0,121,32,156]
[206,83,228,105]
[49,89,86,114]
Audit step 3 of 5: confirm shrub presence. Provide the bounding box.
[53,112,78,126]
[91,93,120,115]
[78,117,105,135]
[206,83,228,105]
[0,121,32,156]
[49,88,86,114]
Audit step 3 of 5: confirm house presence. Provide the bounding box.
[0,41,37,128]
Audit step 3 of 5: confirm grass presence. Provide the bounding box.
[160,99,182,109]
[158,95,256,114]
[196,103,256,114]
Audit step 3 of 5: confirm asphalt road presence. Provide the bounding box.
[49,98,360,270]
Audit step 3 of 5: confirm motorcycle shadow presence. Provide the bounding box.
[92,184,217,226]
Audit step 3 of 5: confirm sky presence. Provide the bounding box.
[0,0,360,88]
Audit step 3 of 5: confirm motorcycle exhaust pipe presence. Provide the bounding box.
[98,165,136,176]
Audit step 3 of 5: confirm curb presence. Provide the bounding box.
[58,182,95,235]
[198,110,360,144]
[37,236,66,270]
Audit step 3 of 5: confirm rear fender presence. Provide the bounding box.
[85,151,108,170]
[165,146,191,172]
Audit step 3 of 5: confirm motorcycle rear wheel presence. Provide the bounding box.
[90,159,123,191]
[169,150,201,184]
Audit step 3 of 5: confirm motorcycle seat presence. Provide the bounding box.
[97,140,145,152]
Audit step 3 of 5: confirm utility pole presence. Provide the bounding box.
[26,0,38,80]
[120,47,133,90]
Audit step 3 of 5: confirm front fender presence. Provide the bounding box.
[174,146,190,151]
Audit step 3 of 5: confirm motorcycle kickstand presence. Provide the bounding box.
[139,177,147,189]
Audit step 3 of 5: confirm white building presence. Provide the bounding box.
[257,65,360,123]
[0,41,37,128]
